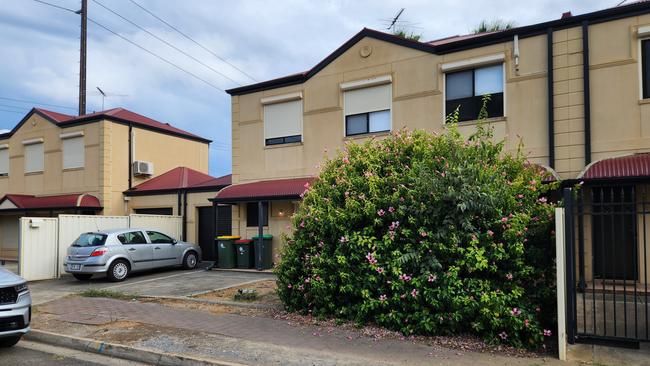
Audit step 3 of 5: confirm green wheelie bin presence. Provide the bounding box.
[252,234,273,270]
[234,239,254,269]
[216,236,240,268]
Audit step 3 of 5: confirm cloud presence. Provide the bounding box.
[0,0,615,176]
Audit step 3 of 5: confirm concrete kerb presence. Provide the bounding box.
[25,329,247,366]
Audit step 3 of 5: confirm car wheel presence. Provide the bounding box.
[107,260,130,282]
[0,335,21,348]
[182,251,198,270]
[73,274,93,281]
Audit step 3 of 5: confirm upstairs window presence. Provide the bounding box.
[263,95,303,146]
[344,82,391,136]
[445,63,504,122]
[61,132,84,169]
[0,146,8,177]
[23,139,44,173]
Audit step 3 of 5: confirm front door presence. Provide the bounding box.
[197,206,231,261]
[117,231,153,270]
[592,186,638,281]
[147,231,179,267]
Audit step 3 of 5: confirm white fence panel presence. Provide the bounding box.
[129,214,183,240]
[19,217,58,281]
[57,215,129,276]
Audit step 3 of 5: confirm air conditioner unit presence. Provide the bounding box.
[132,161,154,176]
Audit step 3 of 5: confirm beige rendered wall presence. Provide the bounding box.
[127,190,216,244]
[231,35,550,185]
[0,114,102,198]
[101,121,210,216]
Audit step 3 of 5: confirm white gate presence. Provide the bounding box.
[57,215,129,276]
[129,214,183,240]
[17,214,183,281]
[19,217,58,281]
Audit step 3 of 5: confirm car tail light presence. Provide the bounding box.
[90,247,108,257]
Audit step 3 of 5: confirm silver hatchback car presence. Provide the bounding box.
[64,229,201,282]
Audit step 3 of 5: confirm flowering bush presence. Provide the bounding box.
[275,123,557,349]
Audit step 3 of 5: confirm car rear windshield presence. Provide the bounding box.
[72,233,107,247]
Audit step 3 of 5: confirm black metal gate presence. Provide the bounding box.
[565,185,649,347]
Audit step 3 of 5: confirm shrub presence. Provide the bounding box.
[275,119,558,349]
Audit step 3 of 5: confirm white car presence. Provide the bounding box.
[0,268,30,347]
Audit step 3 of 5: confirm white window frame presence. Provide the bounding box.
[61,131,85,169]
[441,53,506,123]
[637,26,650,100]
[341,75,393,137]
[23,138,44,173]
[261,92,303,146]
[0,144,8,177]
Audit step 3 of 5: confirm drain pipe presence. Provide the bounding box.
[547,27,555,169]
[582,21,592,165]
[182,190,188,241]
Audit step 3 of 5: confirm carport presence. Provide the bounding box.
[210,177,313,270]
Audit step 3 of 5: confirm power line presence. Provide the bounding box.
[91,0,241,86]
[128,0,257,82]
[88,18,225,92]
[32,0,225,93]
[0,104,31,111]
[0,96,77,111]
[0,109,28,115]
[33,0,76,13]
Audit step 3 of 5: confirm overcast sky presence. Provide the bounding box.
[0,0,616,176]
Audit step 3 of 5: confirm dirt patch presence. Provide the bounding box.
[139,296,272,317]
[193,279,280,306]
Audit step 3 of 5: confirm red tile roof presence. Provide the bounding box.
[4,107,210,143]
[213,177,314,202]
[125,167,231,194]
[0,193,102,210]
[579,154,650,180]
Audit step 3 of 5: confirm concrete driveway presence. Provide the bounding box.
[28,263,275,305]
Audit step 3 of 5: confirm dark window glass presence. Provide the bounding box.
[265,135,302,146]
[134,207,173,215]
[445,64,504,122]
[246,202,269,227]
[643,40,650,99]
[72,233,107,247]
[146,231,174,244]
[117,231,147,245]
[345,110,391,136]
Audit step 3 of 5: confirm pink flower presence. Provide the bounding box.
[511,308,521,316]
[342,156,350,164]
[399,197,405,202]
[517,194,524,199]
[344,191,350,197]
[411,289,418,298]
[428,274,437,282]
[506,273,513,280]
[524,319,530,327]
[379,294,387,301]
[538,197,548,203]
[487,230,494,237]
[377,209,386,217]
[501,217,508,223]
[530,179,537,185]
[399,274,412,282]
[287,284,292,289]
[441,172,446,177]
[318,241,324,248]
[315,276,321,281]
[305,278,311,283]
[498,331,508,340]
[389,221,400,230]
[299,220,305,228]
[419,231,428,237]
[543,329,552,337]
[388,206,395,213]
[536,307,541,312]
[376,267,384,274]
[366,252,378,265]
[304,182,310,189]
[339,236,349,243]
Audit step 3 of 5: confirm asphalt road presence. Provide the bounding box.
[0,340,146,365]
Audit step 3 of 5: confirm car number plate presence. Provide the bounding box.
[69,264,82,271]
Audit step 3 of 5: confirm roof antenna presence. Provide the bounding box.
[95,87,129,111]
[387,8,405,30]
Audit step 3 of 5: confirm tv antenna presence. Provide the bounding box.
[386,8,405,30]
[94,87,129,110]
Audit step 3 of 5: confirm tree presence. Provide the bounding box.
[472,19,516,34]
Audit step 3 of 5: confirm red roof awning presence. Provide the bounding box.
[579,154,650,180]
[0,193,102,211]
[124,167,231,195]
[213,177,314,202]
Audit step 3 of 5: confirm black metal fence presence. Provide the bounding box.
[565,184,650,346]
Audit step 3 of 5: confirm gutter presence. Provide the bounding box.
[547,28,555,169]
[182,190,188,241]
[582,21,592,165]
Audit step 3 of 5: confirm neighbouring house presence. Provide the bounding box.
[220,1,650,351]
[124,167,232,261]
[0,107,217,260]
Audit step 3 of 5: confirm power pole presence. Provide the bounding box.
[76,0,88,116]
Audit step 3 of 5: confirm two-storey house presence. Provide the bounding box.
[216,1,650,346]
[0,107,226,260]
